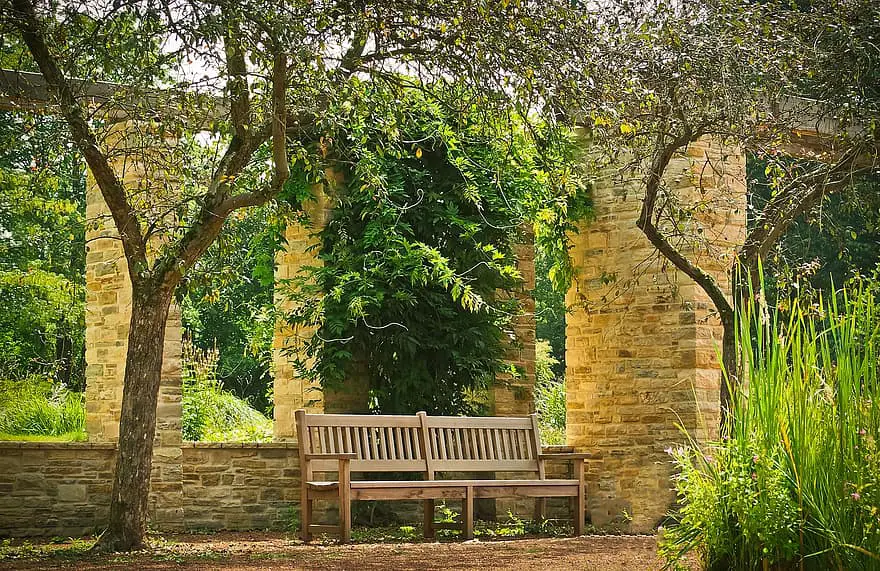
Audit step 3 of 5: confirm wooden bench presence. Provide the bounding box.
[295,409,593,542]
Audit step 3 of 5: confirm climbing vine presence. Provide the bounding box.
[281,83,588,414]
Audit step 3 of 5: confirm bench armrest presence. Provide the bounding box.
[538,452,598,460]
[304,453,357,460]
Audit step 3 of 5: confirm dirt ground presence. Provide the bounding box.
[0,532,697,570]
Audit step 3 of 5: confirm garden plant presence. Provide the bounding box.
[661,272,880,570]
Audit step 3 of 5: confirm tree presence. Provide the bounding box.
[1,0,575,550]
[749,160,880,301]
[547,0,879,426]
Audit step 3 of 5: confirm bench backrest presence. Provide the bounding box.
[296,411,426,473]
[295,410,544,478]
[424,415,542,476]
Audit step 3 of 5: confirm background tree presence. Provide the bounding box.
[1,0,576,550]
[180,205,278,415]
[0,112,85,388]
[749,161,880,301]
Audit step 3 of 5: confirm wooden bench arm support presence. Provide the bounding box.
[536,451,594,536]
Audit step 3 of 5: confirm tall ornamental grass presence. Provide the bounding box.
[661,277,880,570]
[181,341,272,442]
[0,377,85,440]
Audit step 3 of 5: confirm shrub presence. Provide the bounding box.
[661,276,880,570]
[535,340,566,444]
[0,377,85,439]
[181,340,272,442]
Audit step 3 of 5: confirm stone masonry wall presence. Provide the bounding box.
[566,138,746,532]
[181,444,300,531]
[272,187,336,437]
[0,443,116,537]
[492,230,538,418]
[0,442,301,537]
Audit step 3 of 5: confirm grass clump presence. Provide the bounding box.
[0,377,85,439]
[661,274,880,570]
[181,340,272,442]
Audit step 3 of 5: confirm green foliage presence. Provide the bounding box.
[284,85,584,415]
[749,156,880,301]
[535,340,566,445]
[180,205,280,414]
[661,274,880,570]
[534,246,567,377]
[180,341,272,442]
[0,112,86,388]
[0,377,85,440]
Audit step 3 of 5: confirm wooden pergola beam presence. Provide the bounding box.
[0,68,127,113]
[0,68,226,122]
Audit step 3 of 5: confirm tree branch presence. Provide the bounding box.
[222,7,251,140]
[271,50,289,192]
[740,141,873,270]
[636,129,735,322]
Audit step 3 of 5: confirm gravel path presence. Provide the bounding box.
[0,532,697,570]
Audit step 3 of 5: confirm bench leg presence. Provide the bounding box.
[575,458,585,536]
[534,498,546,522]
[462,486,474,540]
[339,460,352,543]
[423,499,435,539]
[301,496,313,542]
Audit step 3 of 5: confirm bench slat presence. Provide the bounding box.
[347,479,578,488]
[431,459,538,472]
[425,416,533,429]
[310,458,428,472]
[304,414,421,427]
[352,486,467,501]
[474,484,579,499]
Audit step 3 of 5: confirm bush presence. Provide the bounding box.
[535,340,566,444]
[181,340,272,442]
[660,276,880,570]
[0,377,85,439]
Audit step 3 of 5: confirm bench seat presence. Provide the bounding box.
[295,409,595,542]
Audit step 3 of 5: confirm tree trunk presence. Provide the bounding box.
[94,284,173,552]
[719,311,737,435]
[54,322,73,388]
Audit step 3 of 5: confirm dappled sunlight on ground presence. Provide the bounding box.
[0,531,698,570]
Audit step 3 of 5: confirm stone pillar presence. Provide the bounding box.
[566,138,746,532]
[150,305,184,528]
[491,231,537,417]
[83,121,184,529]
[490,230,538,519]
[273,195,327,439]
[84,180,129,442]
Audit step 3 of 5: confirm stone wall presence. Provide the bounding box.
[272,190,333,438]
[565,138,746,532]
[492,230,538,417]
[181,443,300,531]
[0,443,116,537]
[0,442,301,537]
